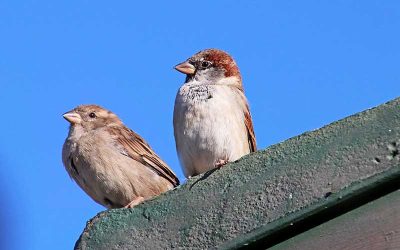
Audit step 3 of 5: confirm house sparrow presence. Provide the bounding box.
[173,49,257,178]
[62,105,179,208]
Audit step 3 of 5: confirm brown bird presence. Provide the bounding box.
[173,49,257,178]
[62,105,179,208]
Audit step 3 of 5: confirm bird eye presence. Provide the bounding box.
[89,112,96,118]
[201,61,211,68]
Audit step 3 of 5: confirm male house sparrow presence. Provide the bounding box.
[173,49,257,178]
[62,105,179,208]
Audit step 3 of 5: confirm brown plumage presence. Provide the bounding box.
[62,105,179,208]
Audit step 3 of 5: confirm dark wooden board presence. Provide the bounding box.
[272,190,400,250]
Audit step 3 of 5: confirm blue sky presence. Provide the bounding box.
[1,1,399,249]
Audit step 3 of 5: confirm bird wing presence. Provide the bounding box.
[107,126,180,187]
[235,86,257,152]
[244,101,257,152]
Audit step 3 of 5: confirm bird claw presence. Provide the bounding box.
[215,159,229,168]
[124,196,145,208]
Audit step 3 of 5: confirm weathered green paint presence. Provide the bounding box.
[75,97,400,250]
[222,165,400,249]
[271,190,400,250]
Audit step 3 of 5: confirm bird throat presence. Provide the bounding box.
[180,84,213,102]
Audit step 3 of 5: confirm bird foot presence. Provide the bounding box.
[124,196,145,208]
[215,159,229,168]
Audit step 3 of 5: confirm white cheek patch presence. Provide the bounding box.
[194,69,214,84]
[216,76,241,86]
[193,69,240,86]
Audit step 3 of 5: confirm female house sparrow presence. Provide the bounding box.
[173,49,257,178]
[62,105,179,208]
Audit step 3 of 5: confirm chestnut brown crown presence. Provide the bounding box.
[175,49,242,80]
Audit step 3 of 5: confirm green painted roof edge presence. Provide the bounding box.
[221,165,400,249]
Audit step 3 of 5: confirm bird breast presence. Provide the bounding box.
[174,84,250,176]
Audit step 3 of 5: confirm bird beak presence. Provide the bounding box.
[174,61,196,75]
[63,111,82,124]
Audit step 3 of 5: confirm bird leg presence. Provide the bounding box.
[124,196,145,208]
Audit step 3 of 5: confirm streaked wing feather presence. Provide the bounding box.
[244,103,257,152]
[235,86,257,152]
[107,126,180,187]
